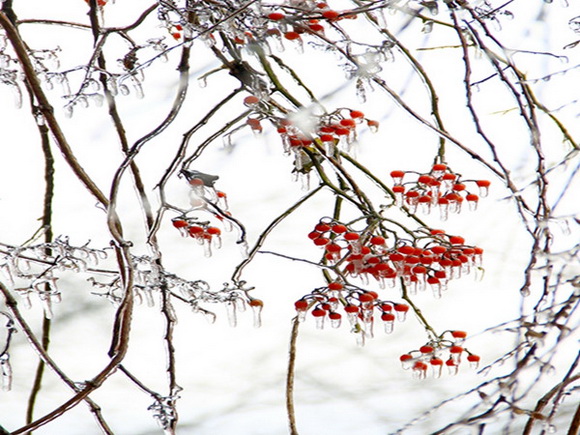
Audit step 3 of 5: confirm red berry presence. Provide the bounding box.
[188,225,204,236]
[328,282,343,291]
[312,308,326,317]
[389,252,405,262]
[398,245,415,255]
[369,235,386,245]
[434,270,447,279]
[430,357,443,366]
[381,312,395,322]
[344,305,359,313]
[295,300,308,310]
[400,354,413,362]
[339,118,356,128]
[248,299,263,307]
[331,224,347,233]
[344,232,360,241]
[449,236,465,245]
[426,276,440,285]
[244,95,260,105]
[467,354,481,362]
[313,237,330,246]
[466,194,479,202]
[308,231,321,240]
[451,330,467,339]
[319,134,334,142]
[452,183,466,191]
[392,185,405,193]
[394,304,409,312]
[172,219,188,229]
[325,243,342,253]
[322,9,340,19]
[349,110,364,118]
[358,292,376,302]
[419,345,434,353]
[432,164,447,172]
[449,345,464,354]
[418,175,434,185]
[308,23,325,32]
[476,180,491,187]
[268,12,285,20]
[246,118,262,129]
[413,361,428,371]
[390,170,405,179]
[284,31,300,40]
[315,222,331,232]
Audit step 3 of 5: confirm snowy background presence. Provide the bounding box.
[1,0,579,434]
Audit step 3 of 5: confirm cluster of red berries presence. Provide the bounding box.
[399,331,481,379]
[294,282,410,339]
[264,2,359,48]
[169,24,184,40]
[172,218,222,256]
[169,170,232,256]
[308,221,483,297]
[390,164,491,219]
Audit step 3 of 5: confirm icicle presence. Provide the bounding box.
[400,355,413,370]
[439,202,449,221]
[296,308,308,322]
[144,289,155,307]
[355,331,365,347]
[430,361,443,379]
[314,312,325,329]
[345,307,359,327]
[238,241,250,258]
[39,292,53,319]
[382,317,394,334]
[249,300,263,328]
[12,82,23,109]
[300,172,311,191]
[431,282,442,299]
[202,310,216,324]
[363,317,374,338]
[446,360,459,376]
[468,358,480,370]
[412,362,428,379]
[203,238,212,257]
[395,307,408,322]
[119,83,130,95]
[226,301,237,327]
[0,354,12,391]
[329,313,341,329]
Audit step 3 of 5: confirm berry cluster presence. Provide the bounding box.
[390,164,491,219]
[294,282,410,341]
[308,221,483,298]
[172,218,222,257]
[169,170,232,256]
[399,331,481,379]
[264,3,359,50]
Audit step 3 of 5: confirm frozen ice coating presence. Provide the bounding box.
[0,0,579,434]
